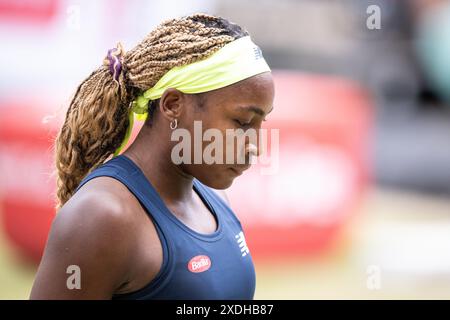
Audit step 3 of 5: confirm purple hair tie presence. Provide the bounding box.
[104,42,124,82]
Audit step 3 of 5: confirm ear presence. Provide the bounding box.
[159,88,185,122]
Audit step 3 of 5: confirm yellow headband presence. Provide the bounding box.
[114,36,271,156]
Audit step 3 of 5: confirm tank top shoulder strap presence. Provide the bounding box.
[74,156,176,296]
[192,179,243,229]
[74,154,241,234]
[74,155,172,226]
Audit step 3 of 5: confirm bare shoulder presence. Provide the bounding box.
[57,176,137,227]
[51,177,138,251]
[30,177,138,299]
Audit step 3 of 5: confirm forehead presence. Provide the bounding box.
[201,72,274,109]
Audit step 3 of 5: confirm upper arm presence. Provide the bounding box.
[30,192,134,299]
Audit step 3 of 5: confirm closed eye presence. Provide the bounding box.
[234,119,252,128]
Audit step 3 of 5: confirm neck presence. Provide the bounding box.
[122,124,194,204]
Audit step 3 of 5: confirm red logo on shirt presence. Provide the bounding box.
[188,255,211,273]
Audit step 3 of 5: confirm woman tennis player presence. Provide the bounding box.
[30,13,274,299]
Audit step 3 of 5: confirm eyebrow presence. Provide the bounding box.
[238,105,274,117]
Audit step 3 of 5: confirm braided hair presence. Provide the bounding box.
[54,13,249,209]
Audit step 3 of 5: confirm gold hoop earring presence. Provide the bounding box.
[170,119,178,130]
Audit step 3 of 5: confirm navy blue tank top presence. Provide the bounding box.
[74,154,256,300]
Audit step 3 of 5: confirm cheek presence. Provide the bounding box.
[181,107,218,131]
[177,105,248,166]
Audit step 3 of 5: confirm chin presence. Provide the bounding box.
[211,179,235,189]
[200,176,235,190]
[196,170,238,190]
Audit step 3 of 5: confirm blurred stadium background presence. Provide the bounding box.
[1,0,450,299]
